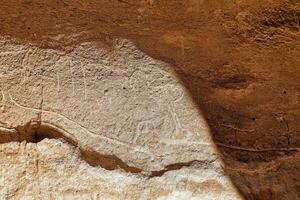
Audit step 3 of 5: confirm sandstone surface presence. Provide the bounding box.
[0,0,299,199]
[0,38,240,199]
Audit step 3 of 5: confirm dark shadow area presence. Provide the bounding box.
[0,1,299,199]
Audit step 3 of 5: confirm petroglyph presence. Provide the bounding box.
[1,38,219,170]
[0,37,241,199]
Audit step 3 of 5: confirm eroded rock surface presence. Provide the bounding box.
[0,38,240,199]
[0,0,299,199]
[0,139,237,200]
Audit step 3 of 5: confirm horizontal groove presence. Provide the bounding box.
[0,121,205,178]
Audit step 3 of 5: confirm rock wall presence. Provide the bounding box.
[0,38,240,199]
[0,0,299,199]
[0,138,236,199]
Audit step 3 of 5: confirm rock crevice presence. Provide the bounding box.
[0,122,213,178]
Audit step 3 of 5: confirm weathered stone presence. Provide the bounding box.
[0,0,299,199]
[0,38,240,199]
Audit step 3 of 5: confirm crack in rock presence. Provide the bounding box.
[0,122,205,178]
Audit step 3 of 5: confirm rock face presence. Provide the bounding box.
[0,139,236,199]
[0,38,240,199]
[0,0,300,199]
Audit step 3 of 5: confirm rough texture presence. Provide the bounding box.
[0,38,240,199]
[0,0,299,199]
[0,139,236,200]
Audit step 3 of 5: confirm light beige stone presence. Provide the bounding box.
[0,37,241,199]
